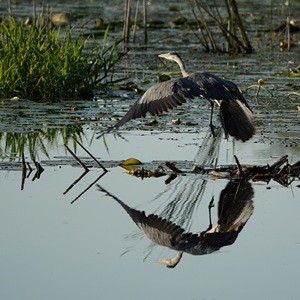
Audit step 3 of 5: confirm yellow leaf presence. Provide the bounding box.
[119,158,143,165]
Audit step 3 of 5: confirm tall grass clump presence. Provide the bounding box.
[0,18,125,102]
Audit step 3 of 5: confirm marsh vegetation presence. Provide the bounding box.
[0,17,124,101]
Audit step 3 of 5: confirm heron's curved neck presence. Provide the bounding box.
[175,57,189,77]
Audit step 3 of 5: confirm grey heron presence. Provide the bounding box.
[112,52,255,142]
[98,180,254,268]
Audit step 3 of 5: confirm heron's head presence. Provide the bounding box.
[158,52,182,62]
[156,252,183,268]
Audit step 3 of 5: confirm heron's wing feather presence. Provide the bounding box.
[130,210,189,248]
[218,180,254,232]
[187,72,250,107]
[186,72,255,141]
[219,100,255,141]
[114,77,203,129]
[119,202,204,250]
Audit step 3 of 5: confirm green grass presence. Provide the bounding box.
[0,18,125,102]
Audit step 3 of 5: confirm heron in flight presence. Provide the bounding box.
[112,52,255,142]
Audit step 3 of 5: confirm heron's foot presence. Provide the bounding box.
[208,197,215,209]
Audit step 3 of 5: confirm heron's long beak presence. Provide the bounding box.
[158,53,169,59]
[156,259,172,267]
[155,252,183,268]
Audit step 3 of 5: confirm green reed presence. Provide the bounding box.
[0,18,125,102]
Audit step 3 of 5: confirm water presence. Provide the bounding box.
[0,1,300,300]
[1,129,299,300]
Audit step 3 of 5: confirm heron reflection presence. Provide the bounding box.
[98,180,254,268]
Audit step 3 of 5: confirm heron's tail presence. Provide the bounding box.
[219,100,255,142]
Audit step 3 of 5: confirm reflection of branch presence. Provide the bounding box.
[20,153,44,190]
[73,137,107,172]
[63,138,109,203]
[70,172,107,204]
[63,169,89,195]
[32,158,44,181]
[26,162,33,178]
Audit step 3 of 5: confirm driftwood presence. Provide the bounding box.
[127,155,299,187]
[194,155,299,184]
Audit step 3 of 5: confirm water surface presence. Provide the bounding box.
[0,1,300,300]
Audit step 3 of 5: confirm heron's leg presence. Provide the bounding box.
[209,101,216,136]
[195,196,215,237]
[208,196,215,229]
[207,196,215,231]
[219,110,229,140]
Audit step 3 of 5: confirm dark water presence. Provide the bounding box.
[0,1,300,300]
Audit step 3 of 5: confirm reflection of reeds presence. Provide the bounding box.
[0,126,84,160]
[188,0,253,53]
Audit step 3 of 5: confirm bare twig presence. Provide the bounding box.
[234,155,245,178]
[270,155,288,170]
[123,0,132,47]
[190,0,219,51]
[165,162,184,173]
[142,0,148,44]
[226,0,253,53]
[132,0,140,43]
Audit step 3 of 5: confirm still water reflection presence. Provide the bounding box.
[0,129,299,300]
[98,179,254,268]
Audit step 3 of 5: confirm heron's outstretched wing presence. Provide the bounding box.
[111,71,255,141]
[113,77,205,129]
[187,72,250,106]
[97,184,193,249]
[128,209,192,249]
